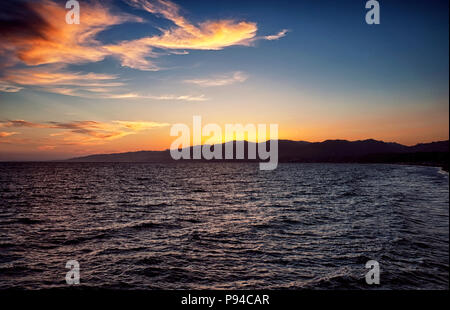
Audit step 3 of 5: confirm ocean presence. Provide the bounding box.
[0,162,448,289]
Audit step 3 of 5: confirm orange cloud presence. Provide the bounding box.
[1,65,206,100]
[37,145,56,151]
[0,120,47,128]
[113,121,170,131]
[0,119,170,146]
[1,1,139,67]
[139,19,257,50]
[3,66,122,87]
[0,0,286,96]
[0,132,18,138]
[107,0,259,69]
[1,0,285,72]
[1,65,128,97]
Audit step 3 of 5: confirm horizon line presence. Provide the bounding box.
[1,138,448,162]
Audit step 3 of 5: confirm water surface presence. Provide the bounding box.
[0,163,448,289]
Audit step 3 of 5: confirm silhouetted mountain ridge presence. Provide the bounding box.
[66,139,449,170]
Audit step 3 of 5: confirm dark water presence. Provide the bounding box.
[0,162,448,290]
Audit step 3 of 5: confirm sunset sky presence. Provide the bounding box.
[0,0,448,160]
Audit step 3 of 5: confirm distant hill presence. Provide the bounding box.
[65,139,449,170]
[66,150,171,163]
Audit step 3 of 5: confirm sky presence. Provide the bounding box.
[0,0,448,160]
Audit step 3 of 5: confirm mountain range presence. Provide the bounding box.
[66,139,449,170]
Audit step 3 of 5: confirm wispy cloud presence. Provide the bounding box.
[184,71,248,87]
[0,82,22,93]
[148,94,208,101]
[0,120,48,128]
[2,65,123,87]
[1,65,206,101]
[0,119,170,146]
[1,65,123,98]
[103,93,208,101]
[263,29,289,41]
[0,131,18,138]
[113,121,169,131]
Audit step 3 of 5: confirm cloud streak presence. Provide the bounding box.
[0,132,18,138]
[0,82,22,93]
[1,65,206,101]
[102,93,208,101]
[184,71,248,87]
[2,66,122,87]
[263,29,289,41]
[0,119,170,146]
